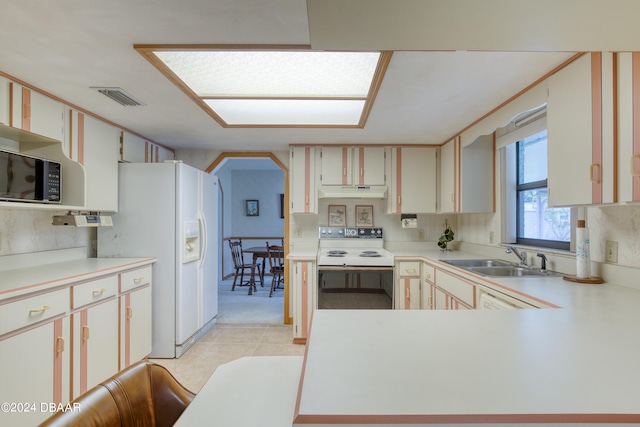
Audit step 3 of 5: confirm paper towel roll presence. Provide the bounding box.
[576,220,590,279]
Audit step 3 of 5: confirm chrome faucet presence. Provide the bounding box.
[506,245,527,266]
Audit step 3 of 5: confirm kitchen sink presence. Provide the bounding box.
[440,259,559,278]
[440,259,513,268]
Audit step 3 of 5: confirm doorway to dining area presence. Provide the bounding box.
[209,155,287,324]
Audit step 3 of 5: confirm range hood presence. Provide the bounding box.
[318,185,388,199]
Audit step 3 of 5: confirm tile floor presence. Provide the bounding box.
[150,323,306,393]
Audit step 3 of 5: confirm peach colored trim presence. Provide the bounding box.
[80,309,88,394]
[357,147,364,185]
[454,136,460,212]
[207,151,291,324]
[145,141,149,162]
[69,313,75,398]
[0,70,175,154]
[492,133,497,212]
[293,412,640,424]
[78,113,85,165]
[304,147,311,213]
[395,147,402,212]
[68,111,74,160]
[0,259,155,296]
[293,309,314,421]
[53,318,63,404]
[125,292,131,367]
[301,262,309,338]
[8,82,14,126]
[612,53,619,203]
[155,145,159,162]
[21,87,30,131]
[292,337,307,344]
[344,147,350,185]
[591,52,603,204]
[633,53,640,201]
[403,278,411,309]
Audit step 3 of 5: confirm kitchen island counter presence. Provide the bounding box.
[294,307,640,425]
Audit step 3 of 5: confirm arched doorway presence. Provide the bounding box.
[207,152,291,324]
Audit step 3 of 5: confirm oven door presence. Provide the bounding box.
[317,266,394,309]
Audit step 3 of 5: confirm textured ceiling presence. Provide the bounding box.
[0,0,577,152]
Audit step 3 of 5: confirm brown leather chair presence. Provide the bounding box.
[39,360,195,427]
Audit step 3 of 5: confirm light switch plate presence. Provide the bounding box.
[605,240,618,263]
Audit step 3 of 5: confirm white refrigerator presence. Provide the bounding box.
[98,161,220,358]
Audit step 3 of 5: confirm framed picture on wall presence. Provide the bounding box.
[246,200,259,216]
[279,194,284,218]
[355,205,374,227]
[328,205,346,227]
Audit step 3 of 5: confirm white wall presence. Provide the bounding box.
[229,169,284,237]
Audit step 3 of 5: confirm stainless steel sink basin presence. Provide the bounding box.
[440,259,513,268]
[466,266,551,277]
[440,259,559,278]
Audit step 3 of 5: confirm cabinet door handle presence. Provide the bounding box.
[360,167,364,177]
[428,296,433,309]
[56,337,65,354]
[82,325,90,340]
[29,305,50,314]
[405,268,416,274]
[631,154,640,177]
[92,287,107,294]
[127,306,133,319]
[133,276,144,284]
[23,103,31,119]
[589,163,601,183]
[343,167,347,177]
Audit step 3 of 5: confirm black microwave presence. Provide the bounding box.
[0,149,61,203]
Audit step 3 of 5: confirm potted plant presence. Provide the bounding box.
[437,221,455,251]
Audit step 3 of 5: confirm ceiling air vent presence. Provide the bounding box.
[92,87,145,106]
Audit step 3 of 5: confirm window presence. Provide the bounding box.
[515,130,570,250]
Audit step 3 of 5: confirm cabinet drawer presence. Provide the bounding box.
[0,288,69,336]
[120,266,152,293]
[72,276,118,309]
[397,261,420,277]
[436,270,476,307]
[423,263,435,284]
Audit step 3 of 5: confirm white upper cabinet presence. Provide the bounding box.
[319,146,386,186]
[440,135,494,213]
[81,114,120,211]
[0,76,9,125]
[547,52,615,206]
[121,131,147,163]
[354,146,386,186]
[320,146,352,185]
[617,52,640,203]
[388,146,436,213]
[11,85,65,142]
[290,146,317,213]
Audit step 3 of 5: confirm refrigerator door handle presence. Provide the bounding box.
[198,213,207,268]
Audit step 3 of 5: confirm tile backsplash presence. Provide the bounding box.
[0,208,94,257]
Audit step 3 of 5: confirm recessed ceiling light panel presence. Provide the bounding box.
[135,45,392,127]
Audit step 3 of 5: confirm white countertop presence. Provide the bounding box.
[0,256,155,301]
[289,244,640,425]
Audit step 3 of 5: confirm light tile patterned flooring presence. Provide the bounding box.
[150,323,305,393]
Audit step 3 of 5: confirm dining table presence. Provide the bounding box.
[242,246,269,295]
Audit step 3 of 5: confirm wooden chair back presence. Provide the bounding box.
[229,239,245,268]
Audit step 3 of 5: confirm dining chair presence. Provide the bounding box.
[266,242,285,297]
[229,239,258,292]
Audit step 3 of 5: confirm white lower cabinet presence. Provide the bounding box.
[71,296,119,398]
[120,284,152,368]
[395,261,422,309]
[292,260,315,342]
[0,260,153,426]
[0,313,70,427]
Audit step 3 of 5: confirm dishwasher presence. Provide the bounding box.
[477,286,536,309]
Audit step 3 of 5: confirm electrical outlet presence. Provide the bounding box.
[417,229,424,240]
[489,231,495,244]
[293,227,302,238]
[605,240,618,263]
